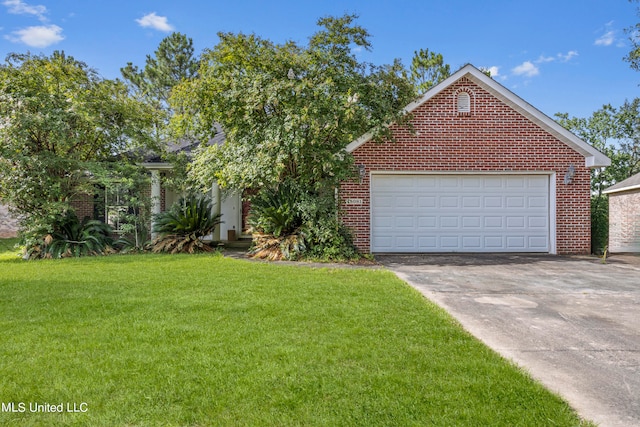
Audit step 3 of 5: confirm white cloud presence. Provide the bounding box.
[5,24,64,47]
[536,55,555,63]
[487,66,500,77]
[558,50,578,62]
[595,30,615,46]
[2,0,47,22]
[136,12,174,32]
[512,61,539,77]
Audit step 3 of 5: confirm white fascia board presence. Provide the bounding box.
[603,184,640,195]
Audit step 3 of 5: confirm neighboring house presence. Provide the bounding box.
[340,64,610,255]
[0,203,19,238]
[603,172,640,253]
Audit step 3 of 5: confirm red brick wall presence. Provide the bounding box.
[71,193,95,220]
[340,77,591,255]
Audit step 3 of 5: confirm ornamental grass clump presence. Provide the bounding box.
[151,194,222,254]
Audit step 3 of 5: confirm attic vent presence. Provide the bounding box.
[457,92,471,114]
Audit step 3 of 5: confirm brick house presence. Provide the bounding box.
[340,64,610,255]
[603,172,640,253]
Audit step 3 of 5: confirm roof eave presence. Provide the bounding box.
[603,183,640,195]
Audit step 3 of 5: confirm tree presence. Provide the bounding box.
[626,0,640,71]
[410,48,451,95]
[172,14,415,193]
[0,51,154,235]
[556,100,640,252]
[121,32,199,140]
[170,14,415,258]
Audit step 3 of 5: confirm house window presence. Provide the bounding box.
[457,91,471,114]
[105,185,135,234]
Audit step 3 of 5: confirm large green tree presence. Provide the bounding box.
[0,51,154,233]
[121,32,199,141]
[172,14,415,193]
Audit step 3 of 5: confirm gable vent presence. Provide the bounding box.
[457,91,471,114]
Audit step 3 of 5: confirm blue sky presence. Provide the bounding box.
[1,0,639,119]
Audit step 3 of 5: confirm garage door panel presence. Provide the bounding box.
[529,236,549,248]
[418,236,437,249]
[462,236,482,248]
[440,216,459,228]
[396,196,416,208]
[462,217,481,228]
[462,196,481,208]
[506,196,525,208]
[371,174,550,253]
[528,216,547,228]
[396,236,416,248]
[395,216,415,228]
[484,196,503,208]
[418,216,437,228]
[528,196,547,208]
[484,217,503,228]
[484,236,504,248]
[506,216,525,228]
[506,236,526,249]
[440,236,460,248]
[440,196,459,208]
[418,196,436,207]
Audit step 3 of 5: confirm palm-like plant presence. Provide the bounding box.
[24,211,114,259]
[152,195,222,254]
[247,183,306,260]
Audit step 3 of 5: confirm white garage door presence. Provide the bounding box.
[371,174,550,253]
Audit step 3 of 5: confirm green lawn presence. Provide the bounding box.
[0,240,592,426]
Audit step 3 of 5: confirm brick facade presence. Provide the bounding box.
[340,75,593,255]
[608,191,640,253]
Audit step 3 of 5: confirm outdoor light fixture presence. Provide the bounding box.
[564,164,576,184]
[358,164,366,183]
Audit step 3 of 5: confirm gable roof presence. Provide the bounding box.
[346,64,610,168]
[603,172,640,194]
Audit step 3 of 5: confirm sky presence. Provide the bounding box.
[1,0,639,119]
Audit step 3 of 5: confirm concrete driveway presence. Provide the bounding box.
[378,253,640,427]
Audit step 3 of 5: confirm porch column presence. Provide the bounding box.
[150,169,161,240]
[211,182,221,241]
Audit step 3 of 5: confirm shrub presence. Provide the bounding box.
[152,195,222,254]
[297,191,358,260]
[247,182,358,261]
[247,183,302,237]
[22,211,114,259]
[247,183,306,260]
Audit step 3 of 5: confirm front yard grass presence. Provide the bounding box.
[0,240,592,426]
